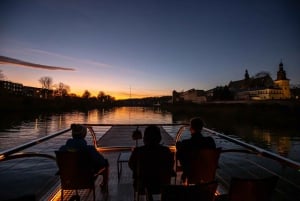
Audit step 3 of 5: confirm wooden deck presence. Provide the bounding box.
[97,125,175,148]
[51,125,179,201]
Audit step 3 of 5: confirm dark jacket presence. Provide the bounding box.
[59,138,108,171]
[176,132,216,178]
[128,144,174,193]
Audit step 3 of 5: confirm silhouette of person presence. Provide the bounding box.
[128,125,174,200]
[176,117,216,182]
[59,124,109,189]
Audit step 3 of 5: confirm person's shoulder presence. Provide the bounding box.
[78,138,88,144]
[203,136,216,147]
[131,146,144,154]
[204,136,215,142]
[87,145,98,151]
[176,138,191,149]
[65,138,74,144]
[59,145,67,151]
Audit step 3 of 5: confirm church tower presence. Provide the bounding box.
[244,69,250,80]
[274,62,291,99]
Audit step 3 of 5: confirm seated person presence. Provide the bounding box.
[128,125,174,198]
[59,124,109,189]
[176,117,216,182]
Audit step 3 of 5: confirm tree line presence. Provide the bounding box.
[0,73,116,111]
[38,76,115,101]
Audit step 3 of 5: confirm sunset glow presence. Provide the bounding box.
[1,0,299,99]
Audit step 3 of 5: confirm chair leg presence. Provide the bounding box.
[74,190,80,201]
[135,191,144,201]
[93,187,95,201]
[134,191,137,201]
[101,168,109,193]
[135,190,151,201]
[145,188,153,201]
[69,192,80,201]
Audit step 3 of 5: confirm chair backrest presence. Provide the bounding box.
[161,180,218,201]
[135,146,174,194]
[185,148,221,184]
[55,151,95,190]
[228,176,279,201]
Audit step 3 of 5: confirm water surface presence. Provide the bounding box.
[0,106,299,162]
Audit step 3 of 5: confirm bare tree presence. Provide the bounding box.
[107,95,115,102]
[82,90,91,99]
[39,76,53,89]
[39,76,53,99]
[97,91,115,103]
[53,82,70,97]
[59,82,70,96]
[0,70,5,80]
[97,91,106,102]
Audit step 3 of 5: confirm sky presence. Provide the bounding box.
[0,0,299,99]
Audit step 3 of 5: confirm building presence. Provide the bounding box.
[22,86,43,98]
[228,62,291,100]
[172,88,207,104]
[0,80,52,98]
[0,80,23,95]
[274,62,291,99]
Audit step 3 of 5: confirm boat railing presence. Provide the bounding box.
[174,125,297,164]
[0,128,71,162]
[0,152,56,162]
[203,127,300,171]
[2,123,300,171]
[0,128,72,201]
[0,123,187,161]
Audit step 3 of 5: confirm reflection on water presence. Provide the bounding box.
[0,106,299,163]
[236,127,299,161]
[0,107,173,151]
[252,128,291,158]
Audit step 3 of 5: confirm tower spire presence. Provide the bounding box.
[277,61,286,80]
[244,69,249,80]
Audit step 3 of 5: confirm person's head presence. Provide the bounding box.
[143,125,162,145]
[190,117,204,134]
[71,124,87,139]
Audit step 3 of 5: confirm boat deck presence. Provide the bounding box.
[1,125,300,201]
[49,125,180,201]
[98,125,175,148]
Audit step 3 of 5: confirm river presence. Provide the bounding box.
[0,106,299,162]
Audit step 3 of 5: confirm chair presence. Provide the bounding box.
[55,151,106,201]
[161,180,218,201]
[216,176,279,201]
[133,148,175,201]
[176,148,221,184]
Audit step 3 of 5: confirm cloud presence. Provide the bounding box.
[26,48,113,68]
[0,55,75,71]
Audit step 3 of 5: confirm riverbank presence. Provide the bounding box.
[163,100,300,132]
[0,95,114,112]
